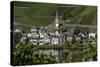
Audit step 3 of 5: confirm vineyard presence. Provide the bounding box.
[14,1,97,26]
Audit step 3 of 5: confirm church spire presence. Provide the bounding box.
[56,10,58,18]
[55,10,59,30]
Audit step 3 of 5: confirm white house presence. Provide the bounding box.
[20,36,27,44]
[29,39,37,45]
[39,39,44,45]
[14,28,22,33]
[31,27,37,32]
[31,33,39,38]
[43,37,51,44]
[51,36,59,45]
[89,32,96,39]
[79,33,85,38]
[27,33,32,38]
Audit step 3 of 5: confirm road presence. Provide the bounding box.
[64,24,96,28]
[14,22,97,28]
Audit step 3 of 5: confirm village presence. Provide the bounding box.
[14,11,97,46]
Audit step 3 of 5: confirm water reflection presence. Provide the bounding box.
[37,49,70,62]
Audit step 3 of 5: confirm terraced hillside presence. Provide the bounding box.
[13,1,97,26]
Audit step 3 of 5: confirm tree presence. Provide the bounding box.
[12,42,57,65]
[71,35,77,44]
[13,32,22,45]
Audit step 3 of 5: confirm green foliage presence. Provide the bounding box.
[71,35,77,44]
[13,32,22,45]
[74,26,89,35]
[12,37,97,65]
[13,42,57,66]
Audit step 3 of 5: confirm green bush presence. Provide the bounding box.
[13,42,57,65]
[12,40,97,65]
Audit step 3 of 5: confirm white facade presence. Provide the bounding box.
[39,39,44,45]
[43,37,50,44]
[29,39,37,45]
[31,28,37,32]
[14,29,22,33]
[20,37,27,43]
[27,33,32,38]
[51,37,59,45]
[89,33,96,39]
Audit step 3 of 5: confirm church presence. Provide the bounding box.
[18,10,67,45]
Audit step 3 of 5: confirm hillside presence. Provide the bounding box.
[13,1,97,26]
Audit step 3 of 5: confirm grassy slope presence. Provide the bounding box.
[14,1,97,26]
